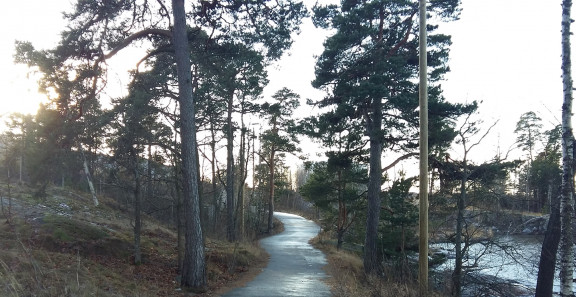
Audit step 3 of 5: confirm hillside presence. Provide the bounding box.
[0,184,270,297]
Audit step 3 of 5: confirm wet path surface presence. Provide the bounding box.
[223,212,331,297]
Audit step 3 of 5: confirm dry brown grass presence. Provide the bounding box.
[0,184,271,297]
[312,231,445,297]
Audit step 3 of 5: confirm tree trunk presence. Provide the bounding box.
[418,0,429,293]
[172,0,207,291]
[337,170,345,250]
[80,147,98,206]
[226,92,236,242]
[559,0,575,295]
[337,229,344,250]
[237,113,248,240]
[364,97,383,275]
[535,188,561,297]
[267,149,276,233]
[210,122,218,233]
[147,144,153,207]
[133,155,142,265]
[452,160,467,297]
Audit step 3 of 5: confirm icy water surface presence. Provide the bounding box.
[432,235,573,295]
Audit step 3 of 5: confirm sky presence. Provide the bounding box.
[440,0,563,161]
[0,0,569,164]
[0,1,67,115]
[263,0,566,164]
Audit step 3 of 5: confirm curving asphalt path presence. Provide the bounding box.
[223,212,331,297]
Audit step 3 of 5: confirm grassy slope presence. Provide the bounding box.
[0,184,269,297]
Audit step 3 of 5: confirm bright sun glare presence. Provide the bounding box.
[2,65,48,116]
[0,2,66,120]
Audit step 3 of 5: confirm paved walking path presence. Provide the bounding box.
[223,212,331,297]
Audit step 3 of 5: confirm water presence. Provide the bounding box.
[431,235,550,295]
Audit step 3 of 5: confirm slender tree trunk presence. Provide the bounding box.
[237,113,248,240]
[172,0,207,291]
[452,158,467,297]
[267,149,276,233]
[196,140,204,231]
[133,154,142,265]
[171,129,185,271]
[147,144,153,206]
[559,0,575,295]
[536,188,561,297]
[337,201,345,250]
[364,97,383,275]
[210,122,218,233]
[337,169,345,250]
[226,92,236,242]
[418,0,429,293]
[80,147,98,206]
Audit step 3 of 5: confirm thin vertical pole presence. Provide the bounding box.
[418,0,429,295]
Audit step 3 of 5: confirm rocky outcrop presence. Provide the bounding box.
[512,216,548,235]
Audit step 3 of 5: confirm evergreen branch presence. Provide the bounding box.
[382,152,419,173]
[98,28,173,62]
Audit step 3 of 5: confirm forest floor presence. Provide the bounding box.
[309,231,448,297]
[0,183,282,297]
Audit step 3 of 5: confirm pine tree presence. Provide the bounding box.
[260,88,301,233]
[311,0,463,274]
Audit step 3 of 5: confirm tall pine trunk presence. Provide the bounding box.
[237,112,248,240]
[267,149,276,233]
[210,122,218,233]
[172,0,207,291]
[559,0,575,295]
[147,144,153,210]
[226,92,236,242]
[364,96,383,274]
[418,0,429,293]
[133,153,142,265]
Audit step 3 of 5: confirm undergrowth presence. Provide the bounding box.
[311,231,445,297]
[0,183,269,297]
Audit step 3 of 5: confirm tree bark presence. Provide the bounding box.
[80,147,98,206]
[210,122,218,233]
[226,91,236,242]
[133,154,142,265]
[172,0,207,291]
[147,144,153,209]
[559,0,575,295]
[237,112,248,240]
[267,149,276,233]
[418,0,429,294]
[452,158,467,297]
[364,96,383,275]
[535,187,561,297]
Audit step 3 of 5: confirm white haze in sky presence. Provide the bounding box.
[0,0,570,164]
